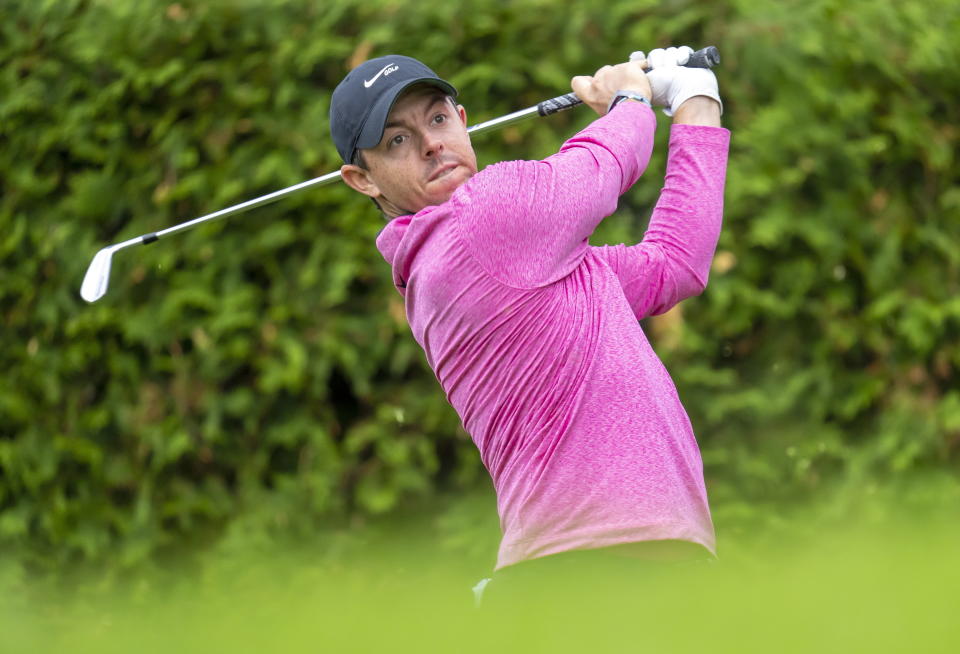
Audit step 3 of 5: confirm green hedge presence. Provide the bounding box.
[1,0,958,572]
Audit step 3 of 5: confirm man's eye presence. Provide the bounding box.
[391,135,405,146]
[433,113,446,124]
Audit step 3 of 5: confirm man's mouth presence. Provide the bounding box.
[428,162,459,182]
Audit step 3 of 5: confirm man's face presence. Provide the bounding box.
[341,86,478,217]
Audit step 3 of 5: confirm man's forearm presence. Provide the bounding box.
[640,121,730,305]
[672,96,722,127]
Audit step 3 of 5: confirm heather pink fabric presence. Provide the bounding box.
[375,101,730,569]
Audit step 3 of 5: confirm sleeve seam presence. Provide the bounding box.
[453,178,556,292]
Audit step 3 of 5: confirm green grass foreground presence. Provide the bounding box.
[3,489,959,654]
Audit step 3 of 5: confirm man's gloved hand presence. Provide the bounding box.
[630,47,723,117]
[634,45,694,68]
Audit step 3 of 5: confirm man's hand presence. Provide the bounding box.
[632,47,722,122]
[571,61,652,117]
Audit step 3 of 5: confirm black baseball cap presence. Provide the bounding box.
[330,55,458,164]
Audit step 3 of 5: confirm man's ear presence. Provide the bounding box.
[340,163,381,199]
[457,104,468,126]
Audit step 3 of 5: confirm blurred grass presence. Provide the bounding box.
[3,480,958,653]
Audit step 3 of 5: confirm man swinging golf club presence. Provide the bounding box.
[330,47,729,600]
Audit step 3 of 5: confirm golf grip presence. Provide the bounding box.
[537,45,720,117]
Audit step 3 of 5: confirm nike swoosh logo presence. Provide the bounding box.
[364,63,398,88]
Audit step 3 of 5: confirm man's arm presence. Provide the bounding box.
[672,96,722,127]
[455,62,657,289]
[593,95,729,319]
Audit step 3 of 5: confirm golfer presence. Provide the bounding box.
[329,48,729,598]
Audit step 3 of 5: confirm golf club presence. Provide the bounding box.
[80,46,720,303]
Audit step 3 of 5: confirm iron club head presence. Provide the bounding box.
[80,246,115,303]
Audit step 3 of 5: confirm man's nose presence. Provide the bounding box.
[422,133,444,158]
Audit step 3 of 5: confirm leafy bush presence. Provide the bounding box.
[1,0,957,572]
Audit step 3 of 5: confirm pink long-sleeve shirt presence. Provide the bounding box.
[376,101,730,569]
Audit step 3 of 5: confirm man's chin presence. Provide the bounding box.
[429,167,473,201]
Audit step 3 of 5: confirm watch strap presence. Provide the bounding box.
[607,90,652,114]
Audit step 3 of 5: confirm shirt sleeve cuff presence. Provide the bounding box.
[668,123,731,148]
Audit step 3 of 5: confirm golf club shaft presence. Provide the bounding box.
[81,47,719,302]
[471,46,720,130]
[153,170,343,241]
[129,46,720,248]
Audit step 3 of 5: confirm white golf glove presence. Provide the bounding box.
[630,47,723,117]
[633,45,694,68]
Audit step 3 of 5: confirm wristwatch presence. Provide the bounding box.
[607,89,652,113]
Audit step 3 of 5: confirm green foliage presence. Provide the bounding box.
[654,0,960,511]
[1,0,958,574]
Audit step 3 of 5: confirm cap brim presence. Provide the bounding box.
[353,78,458,155]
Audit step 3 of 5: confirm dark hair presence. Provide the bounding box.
[351,149,368,170]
